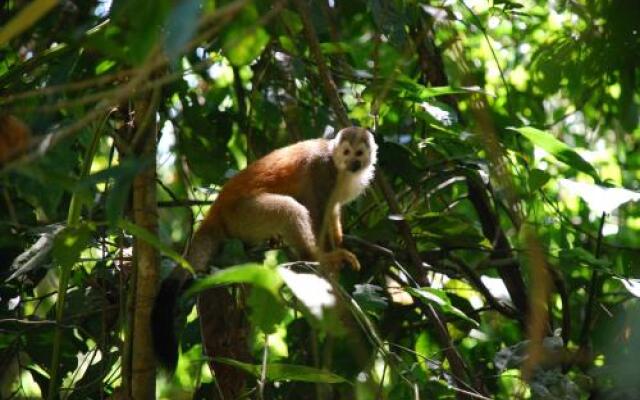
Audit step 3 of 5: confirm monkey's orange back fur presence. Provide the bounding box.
[199,139,331,232]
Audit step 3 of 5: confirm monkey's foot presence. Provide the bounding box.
[319,249,361,272]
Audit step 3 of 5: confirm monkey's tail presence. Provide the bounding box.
[151,220,224,372]
[151,267,192,371]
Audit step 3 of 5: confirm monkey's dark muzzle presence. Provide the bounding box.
[348,160,362,172]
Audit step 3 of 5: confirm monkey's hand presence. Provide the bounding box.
[319,249,361,272]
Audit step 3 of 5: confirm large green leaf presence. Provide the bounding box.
[509,126,599,181]
[78,157,151,224]
[247,287,287,334]
[214,357,349,383]
[52,224,92,269]
[183,263,283,298]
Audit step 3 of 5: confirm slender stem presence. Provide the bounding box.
[258,334,269,400]
[579,212,607,349]
[47,119,103,400]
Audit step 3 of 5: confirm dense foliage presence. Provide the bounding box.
[2,0,640,399]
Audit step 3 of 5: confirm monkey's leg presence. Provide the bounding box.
[227,194,358,270]
[225,194,320,260]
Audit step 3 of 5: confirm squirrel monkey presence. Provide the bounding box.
[152,126,377,370]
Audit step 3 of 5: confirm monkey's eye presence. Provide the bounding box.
[343,149,351,156]
[355,150,363,157]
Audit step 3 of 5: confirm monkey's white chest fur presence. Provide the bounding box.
[333,164,376,205]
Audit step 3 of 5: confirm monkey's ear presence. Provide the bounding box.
[322,126,339,140]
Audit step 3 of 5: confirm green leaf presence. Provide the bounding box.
[529,168,551,191]
[118,219,193,273]
[78,157,151,224]
[319,42,350,54]
[406,287,479,327]
[111,0,171,64]
[247,287,287,334]
[183,263,283,298]
[386,76,484,101]
[278,35,297,54]
[52,224,92,269]
[225,27,270,66]
[379,141,421,185]
[509,126,599,181]
[559,248,611,269]
[214,357,349,383]
[95,60,116,75]
[280,9,302,33]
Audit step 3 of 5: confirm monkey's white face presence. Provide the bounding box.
[330,127,378,204]
[331,128,377,174]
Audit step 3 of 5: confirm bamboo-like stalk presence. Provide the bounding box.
[47,120,103,400]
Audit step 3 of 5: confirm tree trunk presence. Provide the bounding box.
[130,96,159,400]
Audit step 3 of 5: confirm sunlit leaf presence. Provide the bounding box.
[248,287,287,334]
[320,42,350,54]
[559,179,640,214]
[225,27,270,66]
[509,126,599,180]
[52,224,92,269]
[184,263,283,298]
[529,168,551,191]
[78,157,151,224]
[214,357,349,383]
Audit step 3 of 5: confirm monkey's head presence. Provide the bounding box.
[330,127,377,174]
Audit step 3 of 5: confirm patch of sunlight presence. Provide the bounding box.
[627,217,640,230]
[578,139,621,184]
[186,303,198,323]
[385,275,413,305]
[16,369,42,399]
[373,354,390,387]
[255,326,289,359]
[499,369,530,398]
[278,268,336,319]
[182,58,201,89]
[463,0,491,13]
[548,9,567,30]
[446,278,484,309]
[607,83,621,99]
[509,65,529,91]
[207,60,234,87]
[63,347,103,392]
[158,120,176,179]
[94,0,112,17]
[559,179,640,215]
[480,276,513,305]
[616,277,640,298]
